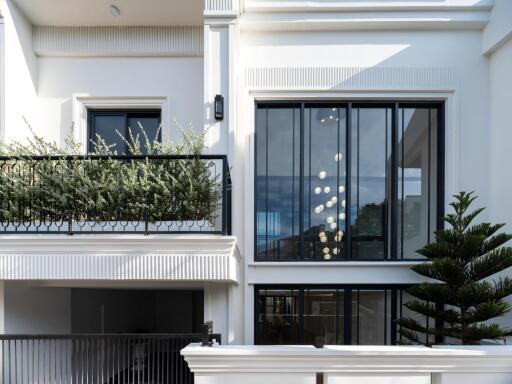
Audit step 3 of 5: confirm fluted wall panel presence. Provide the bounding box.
[205,0,235,11]
[0,236,239,282]
[0,253,234,281]
[245,66,458,90]
[33,26,204,57]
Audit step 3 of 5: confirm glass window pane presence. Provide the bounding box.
[90,114,127,154]
[255,106,300,261]
[351,108,390,260]
[303,289,339,345]
[255,289,300,344]
[255,108,268,260]
[398,108,437,259]
[399,291,434,345]
[304,107,347,260]
[351,290,387,345]
[128,114,161,152]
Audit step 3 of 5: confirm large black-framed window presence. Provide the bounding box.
[255,101,444,261]
[88,109,161,154]
[255,285,430,346]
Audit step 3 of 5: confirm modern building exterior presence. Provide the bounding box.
[0,0,512,377]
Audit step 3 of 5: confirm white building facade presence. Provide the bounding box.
[0,0,511,363]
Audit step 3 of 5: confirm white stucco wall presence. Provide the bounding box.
[0,4,204,147]
[486,36,512,332]
[3,281,71,334]
[0,0,38,142]
[34,56,204,146]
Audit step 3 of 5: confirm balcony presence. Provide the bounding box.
[0,154,231,235]
[0,331,221,384]
[0,155,240,283]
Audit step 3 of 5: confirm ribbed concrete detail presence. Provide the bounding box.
[205,0,235,11]
[0,235,239,282]
[245,66,458,90]
[33,26,203,57]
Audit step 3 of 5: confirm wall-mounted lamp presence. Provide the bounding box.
[214,95,224,121]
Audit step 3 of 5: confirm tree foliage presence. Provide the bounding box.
[398,191,512,345]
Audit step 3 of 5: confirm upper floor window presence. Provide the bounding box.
[255,102,443,261]
[88,109,161,154]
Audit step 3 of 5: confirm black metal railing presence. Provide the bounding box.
[0,155,231,235]
[0,333,221,384]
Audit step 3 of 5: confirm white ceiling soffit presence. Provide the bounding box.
[12,0,204,26]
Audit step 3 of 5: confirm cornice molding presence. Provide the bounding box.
[0,235,240,282]
[239,1,492,31]
[242,0,494,13]
[245,66,458,91]
[33,26,204,57]
[182,344,512,374]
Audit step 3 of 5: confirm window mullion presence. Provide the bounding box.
[345,103,352,260]
[390,103,399,260]
[299,104,305,260]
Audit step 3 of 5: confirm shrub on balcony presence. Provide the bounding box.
[0,125,222,227]
[398,192,512,345]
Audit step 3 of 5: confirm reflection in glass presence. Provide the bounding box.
[351,290,390,345]
[399,291,434,345]
[255,289,300,344]
[254,103,440,261]
[91,114,127,154]
[128,116,161,145]
[351,108,391,260]
[304,107,347,260]
[255,107,300,260]
[303,289,342,345]
[398,108,438,259]
[89,111,161,155]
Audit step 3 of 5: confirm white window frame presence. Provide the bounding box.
[72,95,169,153]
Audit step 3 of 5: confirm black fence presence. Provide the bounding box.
[0,155,231,235]
[0,333,221,384]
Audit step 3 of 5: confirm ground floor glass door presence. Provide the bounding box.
[256,286,406,345]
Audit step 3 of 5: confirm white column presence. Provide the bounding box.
[203,0,238,162]
[0,281,4,334]
[203,283,229,340]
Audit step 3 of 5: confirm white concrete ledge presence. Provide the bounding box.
[182,344,512,373]
[248,261,429,284]
[0,235,240,283]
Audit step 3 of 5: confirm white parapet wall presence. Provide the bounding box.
[181,344,512,384]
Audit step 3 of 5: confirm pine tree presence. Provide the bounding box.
[398,191,512,345]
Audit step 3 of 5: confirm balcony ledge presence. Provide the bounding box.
[182,344,512,374]
[0,234,240,283]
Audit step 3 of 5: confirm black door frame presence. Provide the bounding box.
[254,284,410,345]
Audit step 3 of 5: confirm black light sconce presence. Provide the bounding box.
[214,94,224,121]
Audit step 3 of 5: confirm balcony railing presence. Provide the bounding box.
[0,333,221,384]
[0,155,231,235]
